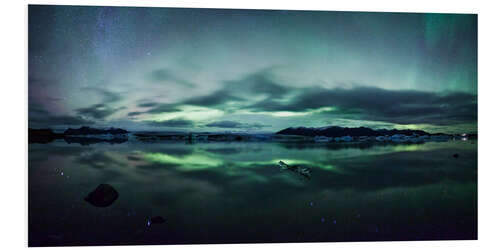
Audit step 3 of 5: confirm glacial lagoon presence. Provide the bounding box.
[28,139,477,246]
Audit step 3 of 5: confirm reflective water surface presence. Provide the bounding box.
[28,140,477,246]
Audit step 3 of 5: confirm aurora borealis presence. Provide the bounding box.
[28,5,477,133]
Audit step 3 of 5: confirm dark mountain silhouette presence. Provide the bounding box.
[28,128,65,144]
[29,126,128,145]
[64,126,128,135]
[276,126,430,137]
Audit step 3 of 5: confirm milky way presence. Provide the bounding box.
[28,5,477,133]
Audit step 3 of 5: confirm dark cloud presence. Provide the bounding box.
[147,118,195,127]
[224,69,290,99]
[148,68,195,87]
[100,90,123,103]
[167,70,475,127]
[247,86,477,126]
[82,87,123,103]
[137,102,158,108]
[165,69,474,127]
[183,90,243,107]
[28,105,50,116]
[144,103,182,114]
[206,121,241,128]
[127,111,142,116]
[28,105,95,128]
[29,115,94,127]
[128,102,182,116]
[75,104,125,120]
[205,120,270,129]
[178,69,289,109]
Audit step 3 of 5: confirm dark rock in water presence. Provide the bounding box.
[84,184,119,207]
[453,153,459,158]
[151,216,166,224]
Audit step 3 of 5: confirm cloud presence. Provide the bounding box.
[28,104,95,127]
[137,102,158,108]
[127,111,142,116]
[224,69,290,99]
[28,105,50,116]
[29,115,94,127]
[147,118,195,127]
[205,120,270,129]
[100,89,122,103]
[143,103,182,114]
[75,103,125,120]
[171,69,474,127]
[247,86,477,126]
[133,68,287,118]
[173,68,287,109]
[81,87,123,103]
[148,68,195,87]
[183,90,243,107]
[166,69,475,127]
[128,102,180,116]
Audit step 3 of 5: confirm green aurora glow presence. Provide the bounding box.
[29,6,477,133]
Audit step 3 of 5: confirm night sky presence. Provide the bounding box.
[28,5,477,133]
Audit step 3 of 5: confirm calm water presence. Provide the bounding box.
[28,139,477,246]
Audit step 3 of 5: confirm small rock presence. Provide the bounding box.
[84,184,119,207]
[151,216,166,224]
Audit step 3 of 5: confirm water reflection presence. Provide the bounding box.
[84,184,120,207]
[28,140,477,246]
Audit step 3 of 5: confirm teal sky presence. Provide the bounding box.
[28,6,477,133]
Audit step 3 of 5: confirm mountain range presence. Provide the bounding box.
[276,126,432,137]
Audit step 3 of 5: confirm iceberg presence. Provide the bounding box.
[278,161,312,179]
[314,136,332,142]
